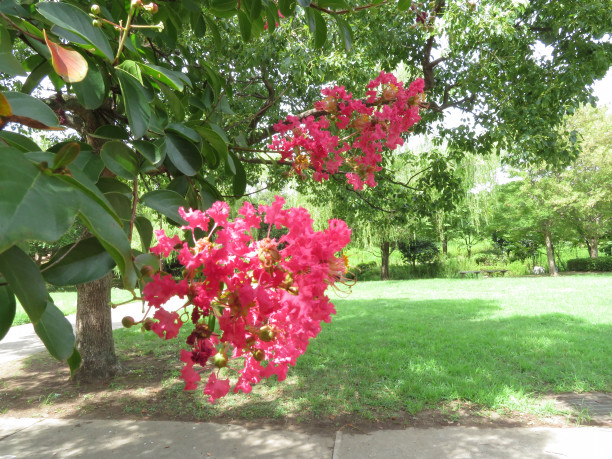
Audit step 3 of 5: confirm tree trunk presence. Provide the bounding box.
[588,237,598,258]
[544,230,559,276]
[73,273,121,382]
[442,236,448,255]
[381,241,391,281]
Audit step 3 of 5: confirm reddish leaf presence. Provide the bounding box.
[44,30,88,83]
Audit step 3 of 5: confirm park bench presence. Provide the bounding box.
[459,269,509,278]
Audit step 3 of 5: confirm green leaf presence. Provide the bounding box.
[0,148,79,254]
[231,153,247,196]
[193,125,229,156]
[41,237,116,286]
[158,83,185,122]
[249,0,263,20]
[225,150,237,175]
[203,14,222,50]
[132,140,163,165]
[91,125,130,141]
[53,142,80,170]
[3,91,61,129]
[34,300,75,361]
[201,140,220,169]
[238,11,252,42]
[265,4,278,32]
[134,216,153,252]
[69,150,104,183]
[217,95,235,114]
[165,132,203,176]
[134,253,159,273]
[100,141,140,180]
[0,0,29,17]
[21,60,52,95]
[317,0,349,8]
[141,190,189,225]
[334,15,353,52]
[196,175,223,210]
[312,10,327,48]
[0,131,40,152]
[96,178,132,197]
[166,123,201,143]
[116,60,143,83]
[397,0,412,11]
[77,195,136,289]
[138,63,190,92]
[0,283,16,341]
[36,2,114,61]
[0,246,47,324]
[116,69,151,139]
[0,51,25,76]
[72,57,106,110]
[278,0,295,17]
[105,192,132,221]
[67,348,81,376]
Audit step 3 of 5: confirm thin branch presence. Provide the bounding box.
[309,1,390,15]
[220,185,270,199]
[40,229,88,273]
[128,179,138,243]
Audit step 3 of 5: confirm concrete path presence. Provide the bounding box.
[0,417,610,458]
[0,301,152,364]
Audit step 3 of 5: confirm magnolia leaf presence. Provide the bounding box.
[52,142,80,170]
[141,189,189,225]
[0,91,11,117]
[116,69,151,139]
[36,2,114,61]
[41,237,116,286]
[0,148,80,254]
[2,91,63,131]
[44,30,87,83]
[0,246,48,324]
[34,300,76,361]
[0,283,16,341]
[100,141,140,180]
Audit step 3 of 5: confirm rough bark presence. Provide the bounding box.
[73,273,121,382]
[544,230,559,276]
[381,241,391,280]
[588,237,599,258]
[442,236,448,255]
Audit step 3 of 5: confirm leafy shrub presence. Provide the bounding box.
[397,240,439,267]
[567,257,612,272]
[347,261,379,281]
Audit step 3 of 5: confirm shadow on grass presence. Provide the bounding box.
[1,296,610,424]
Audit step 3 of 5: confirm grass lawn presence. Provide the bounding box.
[13,288,135,326]
[107,274,611,422]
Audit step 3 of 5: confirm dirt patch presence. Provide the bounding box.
[1,353,609,435]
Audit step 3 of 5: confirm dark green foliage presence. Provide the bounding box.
[567,257,612,272]
[398,239,440,267]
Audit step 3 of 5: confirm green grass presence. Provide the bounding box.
[13,288,135,326]
[112,274,612,421]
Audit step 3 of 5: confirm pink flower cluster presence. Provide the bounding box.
[143,197,351,403]
[269,72,425,190]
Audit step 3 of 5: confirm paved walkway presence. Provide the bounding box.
[0,417,611,458]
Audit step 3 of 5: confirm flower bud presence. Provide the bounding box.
[92,19,102,28]
[144,2,158,14]
[258,325,275,342]
[90,4,101,15]
[142,317,154,331]
[121,316,135,328]
[252,349,265,361]
[213,352,228,368]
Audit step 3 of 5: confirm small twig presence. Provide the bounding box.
[220,185,270,199]
[128,179,139,243]
[40,229,88,273]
